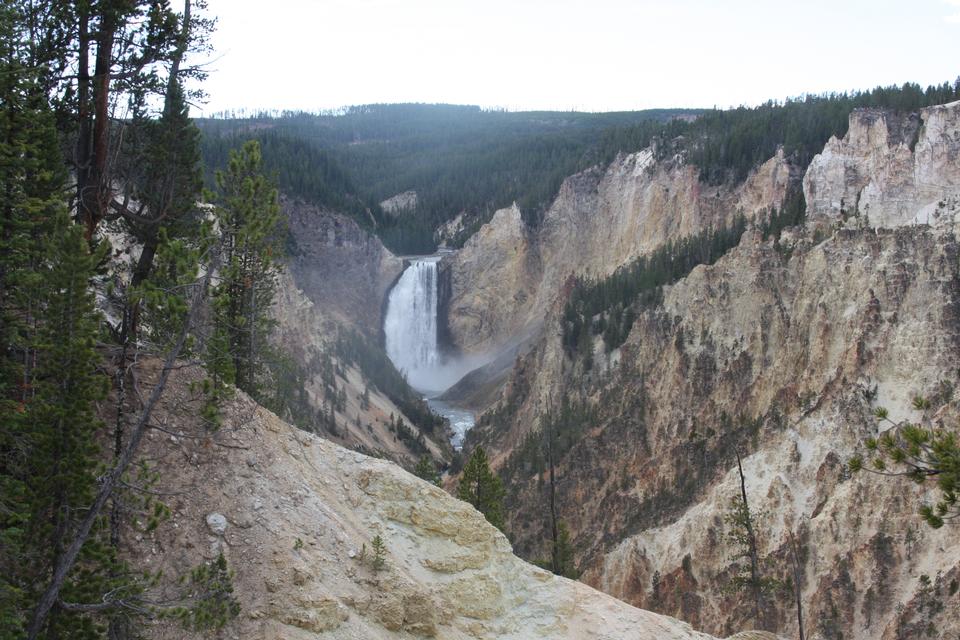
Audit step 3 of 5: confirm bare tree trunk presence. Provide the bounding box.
[788,529,806,640]
[735,449,763,628]
[86,9,117,241]
[26,248,219,639]
[75,10,91,230]
[547,417,559,574]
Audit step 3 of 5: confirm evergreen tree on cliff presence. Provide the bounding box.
[414,454,441,486]
[457,447,506,531]
[208,140,283,401]
[0,6,114,634]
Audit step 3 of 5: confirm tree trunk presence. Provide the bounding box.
[735,449,763,628]
[788,529,806,640]
[75,10,92,231]
[86,9,117,241]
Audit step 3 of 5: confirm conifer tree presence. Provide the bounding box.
[552,522,578,579]
[457,447,506,531]
[207,140,283,401]
[724,450,780,631]
[850,399,960,529]
[1,6,113,633]
[23,214,112,639]
[414,455,442,486]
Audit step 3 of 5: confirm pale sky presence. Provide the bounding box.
[194,0,960,115]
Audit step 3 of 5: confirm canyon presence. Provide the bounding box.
[134,101,960,639]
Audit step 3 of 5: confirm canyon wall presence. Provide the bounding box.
[443,146,799,356]
[462,102,960,638]
[283,196,402,337]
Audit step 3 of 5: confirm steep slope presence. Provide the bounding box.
[462,102,960,638]
[443,146,798,357]
[283,196,402,337]
[125,361,744,640]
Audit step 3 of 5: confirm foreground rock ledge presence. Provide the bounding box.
[135,385,757,639]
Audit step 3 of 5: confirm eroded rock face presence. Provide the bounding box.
[803,101,960,228]
[476,217,960,639]
[380,190,418,214]
[130,366,735,640]
[445,148,798,356]
[283,197,401,336]
[569,225,960,638]
[444,203,538,354]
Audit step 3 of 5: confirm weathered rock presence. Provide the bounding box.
[380,190,418,214]
[205,512,227,536]
[128,365,732,639]
[804,102,960,228]
[275,594,345,633]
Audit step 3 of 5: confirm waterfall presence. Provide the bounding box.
[384,257,442,393]
[384,255,478,448]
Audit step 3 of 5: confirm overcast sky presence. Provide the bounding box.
[194,0,960,115]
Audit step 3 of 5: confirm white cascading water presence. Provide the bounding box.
[384,256,477,448]
[384,257,442,393]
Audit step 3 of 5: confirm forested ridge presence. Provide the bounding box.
[197,80,959,254]
[597,80,960,185]
[196,105,702,253]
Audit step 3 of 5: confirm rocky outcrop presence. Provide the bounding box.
[444,203,540,354]
[804,101,960,228]
[445,148,799,356]
[283,197,402,336]
[130,363,745,640]
[380,190,418,214]
[436,211,467,246]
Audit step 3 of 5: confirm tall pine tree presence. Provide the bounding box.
[0,5,112,635]
[207,140,283,403]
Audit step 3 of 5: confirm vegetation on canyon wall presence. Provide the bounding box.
[562,188,806,356]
